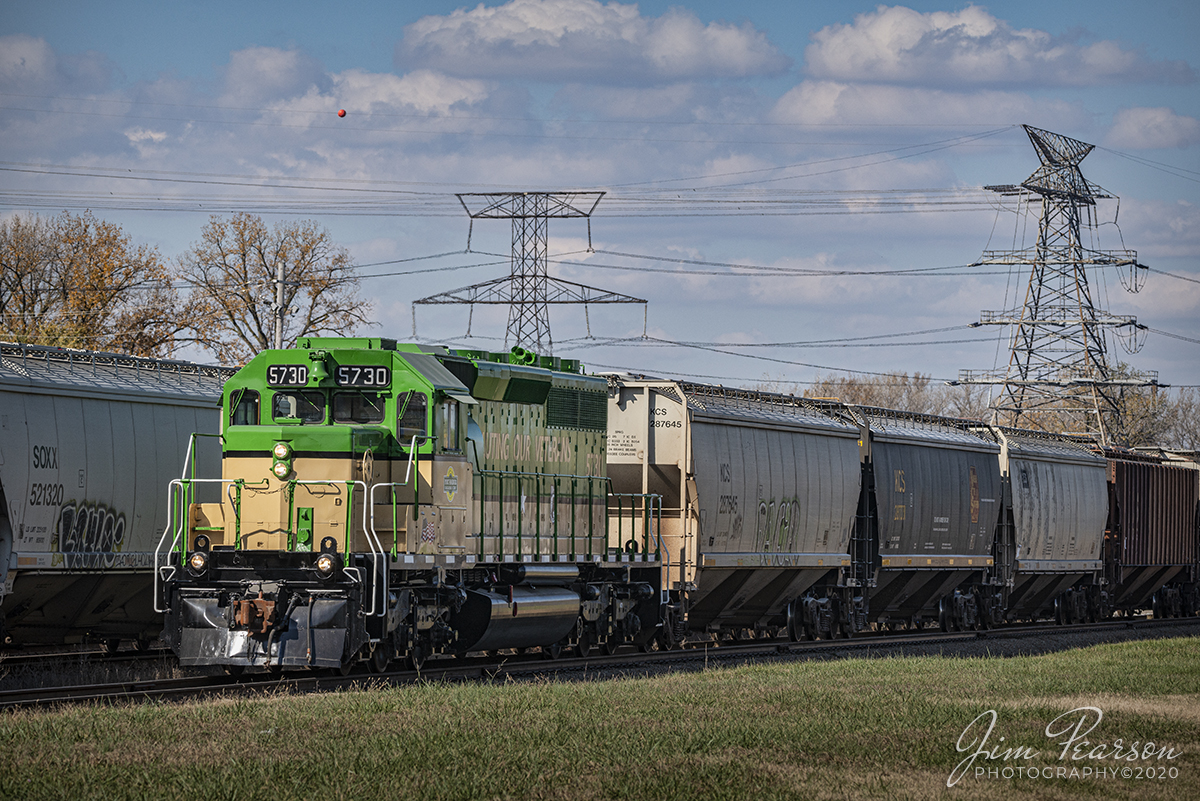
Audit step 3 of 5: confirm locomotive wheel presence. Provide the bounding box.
[407,643,428,671]
[369,644,391,673]
[576,630,593,658]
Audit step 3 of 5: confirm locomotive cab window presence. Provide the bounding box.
[229,389,260,426]
[272,390,326,423]
[397,391,428,442]
[333,391,385,424]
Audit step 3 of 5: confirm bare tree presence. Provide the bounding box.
[179,213,371,363]
[1165,388,1200,451]
[0,211,179,356]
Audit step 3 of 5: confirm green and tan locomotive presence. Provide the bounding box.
[156,338,663,671]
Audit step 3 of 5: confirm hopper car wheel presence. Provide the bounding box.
[543,639,565,660]
[576,630,593,658]
[656,608,681,651]
[786,602,800,642]
[938,599,950,632]
[135,637,153,652]
[638,635,659,654]
[337,658,354,677]
[605,636,621,656]
[100,638,121,656]
[369,645,391,674]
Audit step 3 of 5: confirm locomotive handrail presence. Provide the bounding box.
[179,432,224,482]
[285,479,384,617]
[473,469,610,561]
[154,477,241,613]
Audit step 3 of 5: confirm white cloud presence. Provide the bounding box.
[331,69,490,116]
[0,34,57,89]
[1107,107,1200,150]
[771,80,1085,129]
[220,47,329,105]
[398,0,789,83]
[124,127,168,157]
[0,34,115,92]
[805,5,1195,87]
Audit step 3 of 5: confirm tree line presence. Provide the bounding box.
[753,371,1198,451]
[0,211,369,363]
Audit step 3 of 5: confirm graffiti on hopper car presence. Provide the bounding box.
[55,501,129,569]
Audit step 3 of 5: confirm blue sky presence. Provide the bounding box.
[2,1,1198,392]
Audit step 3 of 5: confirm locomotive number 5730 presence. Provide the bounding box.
[335,365,390,387]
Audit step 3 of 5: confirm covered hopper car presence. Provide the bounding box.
[1,342,232,648]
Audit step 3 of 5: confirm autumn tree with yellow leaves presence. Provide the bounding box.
[0,211,179,356]
[178,213,370,364]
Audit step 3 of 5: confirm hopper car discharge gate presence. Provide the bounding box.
[156,432,666,671]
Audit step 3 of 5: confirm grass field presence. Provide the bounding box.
[2,636,1198,800]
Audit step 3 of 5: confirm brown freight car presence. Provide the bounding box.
[1102,448,1200,616]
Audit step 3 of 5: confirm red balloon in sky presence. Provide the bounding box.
[338,109,346,117]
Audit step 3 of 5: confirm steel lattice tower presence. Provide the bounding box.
[414,192,645,355]
[957,125,1157,445]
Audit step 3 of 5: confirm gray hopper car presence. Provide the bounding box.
[0,343,232,648]
[607,378,863,640]
[860,409,1004,630]
[993,430,1109,623]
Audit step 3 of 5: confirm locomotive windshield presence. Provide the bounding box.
[333,391,385,424]
[272,390,326,423]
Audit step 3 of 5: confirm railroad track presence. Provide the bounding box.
[2,616,1196,711]
[0,644,173,670]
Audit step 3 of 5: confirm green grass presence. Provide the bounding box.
[3,637,1198,800]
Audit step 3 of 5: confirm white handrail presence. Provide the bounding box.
[153,477,239,613]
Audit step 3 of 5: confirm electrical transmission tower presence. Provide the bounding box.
[956,125,1158,445]
[414,192,646,355]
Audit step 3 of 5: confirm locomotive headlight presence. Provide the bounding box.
[188,551,209,574]
[272,461,291,479]
[272,442,292,460]
[315,553,336,577]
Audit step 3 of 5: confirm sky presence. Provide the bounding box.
[2,0,1198,394]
